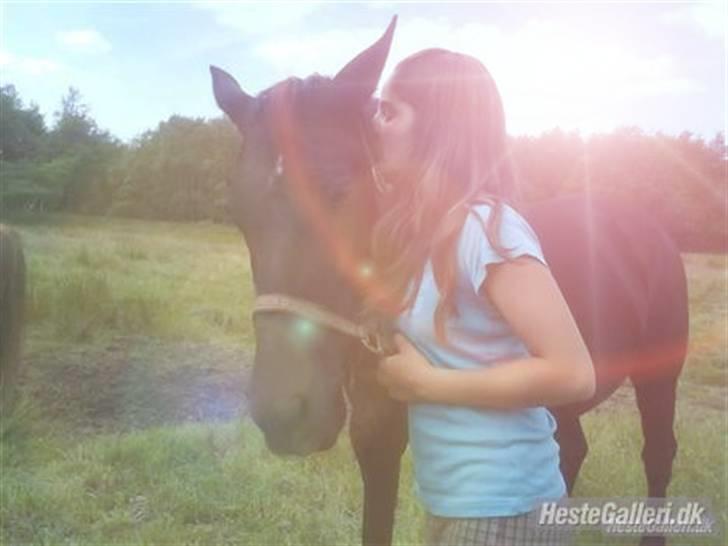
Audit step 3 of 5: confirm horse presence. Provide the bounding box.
[210,18,688,546]
[0,224,27,417]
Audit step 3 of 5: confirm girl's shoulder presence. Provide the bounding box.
[457,200,547,292]
[464,199,536,242]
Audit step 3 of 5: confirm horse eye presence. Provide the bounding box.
[267,154,284,189]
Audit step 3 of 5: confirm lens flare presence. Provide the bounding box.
[359,262,374,279]
[293,318,317,344]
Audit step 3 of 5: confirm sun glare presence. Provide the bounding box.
[432,20,701,136]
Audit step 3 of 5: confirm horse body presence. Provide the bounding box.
[211,19,688,546]
[525,196,688,507]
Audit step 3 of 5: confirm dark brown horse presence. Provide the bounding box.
[210,18,688,546]
[0,224,26,416]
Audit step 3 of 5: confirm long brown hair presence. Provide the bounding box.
[368,48,522,343]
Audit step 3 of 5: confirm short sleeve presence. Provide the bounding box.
[458,203,548,293]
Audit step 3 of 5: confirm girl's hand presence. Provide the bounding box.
[376,334,437,402]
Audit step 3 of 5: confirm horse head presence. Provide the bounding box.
[210,18,395,455]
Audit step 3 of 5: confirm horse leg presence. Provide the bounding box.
[634,374,680,497]
[347,368,408,546]
[552,411,588,495]
[632,244,688,546]
[632,373,681,546]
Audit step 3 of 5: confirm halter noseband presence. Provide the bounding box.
[252,294,388,356]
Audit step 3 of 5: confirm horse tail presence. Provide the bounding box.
[0,225,26,415]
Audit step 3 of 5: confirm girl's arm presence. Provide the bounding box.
[376,256,596,409]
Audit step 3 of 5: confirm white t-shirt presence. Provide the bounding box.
[398,202,567,517]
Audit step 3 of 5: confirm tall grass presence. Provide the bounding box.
[681,254,727,388]
[14,214,254,348]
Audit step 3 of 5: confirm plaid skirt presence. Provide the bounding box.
[424,509,575,546]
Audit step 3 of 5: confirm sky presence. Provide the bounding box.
[1,1,725,143]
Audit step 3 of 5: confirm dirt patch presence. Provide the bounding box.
[19,336,252,434]
[17,336,724,436]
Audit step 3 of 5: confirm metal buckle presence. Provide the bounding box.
[361,331,384,356]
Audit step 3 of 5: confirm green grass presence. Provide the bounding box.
[573,403,726,545]
[2,422,370,545]
[2,403,724,545]
[15,213,254,348]
[1,214,725,545]
[681,254,727,388]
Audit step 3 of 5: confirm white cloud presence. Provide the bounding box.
[364,0,401,10]
[193,1,324,37]
[0,50,14,67]
[56,29,112,54]
[269,15,704,134]
[253,25,394,80]
[255,16,695,92]
[380,17,703,134]
[660,1,726,40]
[0,49,64,77]
[248,17,467,85]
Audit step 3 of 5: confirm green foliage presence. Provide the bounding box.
[45,88,123,213]
[1,84,725,248]
[0,85,46,161]
[46,87,112,157]
[1,86,123,216]
[108,116,239,222]
[2,157,74,213]
[512,128,727,249]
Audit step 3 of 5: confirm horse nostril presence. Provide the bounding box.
[251,394,308,433]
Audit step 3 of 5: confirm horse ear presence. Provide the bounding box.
[210,66,254,129]
[332,15,397,106]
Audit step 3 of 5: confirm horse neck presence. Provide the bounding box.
[336,172,376,258]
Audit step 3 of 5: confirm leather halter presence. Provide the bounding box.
[252,294,387,356]
[250,114,389,357]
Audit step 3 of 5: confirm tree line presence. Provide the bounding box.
[1,84,725,249]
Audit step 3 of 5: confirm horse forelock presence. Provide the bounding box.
[267,75,337,119]
[255,75,377,304]
[259,72,375,244]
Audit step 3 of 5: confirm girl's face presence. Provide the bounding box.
[372,79,416,179]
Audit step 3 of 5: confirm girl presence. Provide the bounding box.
[368,49,595,546]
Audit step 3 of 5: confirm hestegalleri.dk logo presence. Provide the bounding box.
[528,497,718,536]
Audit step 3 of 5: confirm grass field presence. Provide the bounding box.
[1,213,726,546]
